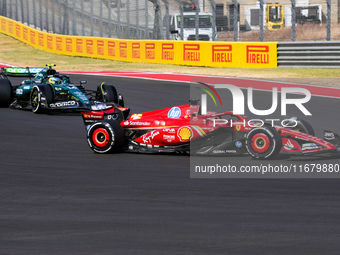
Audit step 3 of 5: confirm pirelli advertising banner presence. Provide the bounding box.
[0,16,277,68]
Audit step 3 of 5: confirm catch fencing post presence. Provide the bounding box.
[291,0,296,41]
[259,0,264,41]
[208,0,217,41]
[327,0,331,41]
[174,0,184,40]
[232,0,238,41]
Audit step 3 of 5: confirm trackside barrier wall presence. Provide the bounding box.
[0,16,277,68]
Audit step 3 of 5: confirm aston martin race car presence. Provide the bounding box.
[81,99,340,159]
[0,65,125,113]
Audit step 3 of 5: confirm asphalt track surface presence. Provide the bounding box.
[1,74,340,255]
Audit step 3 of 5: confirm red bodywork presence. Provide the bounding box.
[82,103,338,156]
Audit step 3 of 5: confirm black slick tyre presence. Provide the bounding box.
[87,120,125,153]
[97,83,118,104]
[0,79,12,107]
[30,85,54,113]
[245,125,282,159]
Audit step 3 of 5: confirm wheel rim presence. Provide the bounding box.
[31,90,39,110]
[250,133,270,153]
[92,128,110,147]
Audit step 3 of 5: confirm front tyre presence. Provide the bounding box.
[97,83,118,104]
[245,126,282,159]
[87,121,125,153]
[30,85,54,113]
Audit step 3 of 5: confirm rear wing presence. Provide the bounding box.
[1,67,45,77]
[324,130,340,150]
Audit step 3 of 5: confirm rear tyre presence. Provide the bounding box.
[30,85,54,113]
[0,79,12,107]
[87,120,125,153]
[97,84,118,104]
[293,119,315,136]
[245,126,282,159]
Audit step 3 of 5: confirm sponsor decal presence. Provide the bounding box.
[213,150,237,154]
[8,21,13,34]
[15,24,21,38]
[168,107,181,118]
[142,131,160,143]
[107,114,119,120]
[47,35,53,50]
[236,125,241,131]
[120,42,127,58]
[125,121,151,126]
[76,39,83,53]
[83,114,103,119]
[162,43,174,60]
[91,104,109,110]
[246,45,269,64]
[1,18,6,31]
[177,126,192,142]
[23,27,28,41]
[235,141,242,148]
[163,128,176,133]
[183,44,200,62]
[163,134,176,142]
[30,30,36,44]
[6,67,43,74]
[49,101,78,108]
[212,45,232,63]
[97,40,104,55]
[86,40,94,54]
[66,38,72,52]
[130,114,142,120]
[302,143,319,151]
[283,139,300,151]
[108,41,115,56]
[146,43,156,59]
[38,33,44,47]
[132,43,140,59]
[16,89,23,95]
[324,131,335,141]
[56,37,63,51]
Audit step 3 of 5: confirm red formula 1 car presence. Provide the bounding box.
[81,98,340,159]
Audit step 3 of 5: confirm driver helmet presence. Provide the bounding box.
[48,77,62,84]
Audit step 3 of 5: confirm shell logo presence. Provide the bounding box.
[178,126,192,142]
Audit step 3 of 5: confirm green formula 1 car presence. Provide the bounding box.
[0,64,126,114]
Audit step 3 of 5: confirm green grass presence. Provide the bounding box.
[1,33,340,85]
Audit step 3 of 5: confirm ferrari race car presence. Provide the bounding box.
[81,99,340,159]
[0,65,124,113]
